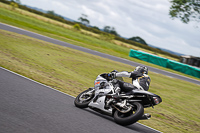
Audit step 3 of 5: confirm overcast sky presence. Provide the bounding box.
[20,0,200,57]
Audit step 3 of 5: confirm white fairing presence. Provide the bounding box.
[88,75,114,114]
[94,75,112,94]
[88,96,106,109]
[88,96,112,114]
[95,75,107,81]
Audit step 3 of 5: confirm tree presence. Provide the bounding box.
[78,14,90,25]
[10,2,18,10]
[103,26,111,32]
[169,0,200,23]
[9,0,21,4]
[47,10,56,16]
[128,36,147,45]
[46,10,64,19]
[93,26,100,30]
[73,24,81,31]
[109,27,119,36]
[103,26,119,36]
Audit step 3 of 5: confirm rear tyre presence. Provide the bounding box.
[114,102,144,126]
[74,88,94,108]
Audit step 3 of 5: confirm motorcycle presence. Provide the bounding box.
[74,73,162,126]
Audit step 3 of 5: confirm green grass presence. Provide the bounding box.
[0,2,200,132]
[1,29,200,133]
[0,29,131,95]
[0,2,199,81]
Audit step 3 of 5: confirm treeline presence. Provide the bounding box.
[0,0,180,59]
[115,36,179,58]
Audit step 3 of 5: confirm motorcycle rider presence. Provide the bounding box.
[108,66,151,94]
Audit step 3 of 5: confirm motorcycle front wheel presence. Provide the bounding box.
[74,88,94,108]
[113,102,144,126]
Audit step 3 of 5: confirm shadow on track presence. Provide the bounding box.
[76,107,160,133]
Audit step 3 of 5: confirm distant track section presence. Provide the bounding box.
[0,23,199,85]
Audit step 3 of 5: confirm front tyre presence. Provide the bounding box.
[74,88,94,108]
[114,102,144,126]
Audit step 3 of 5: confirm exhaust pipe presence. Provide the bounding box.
[140,113,151,120]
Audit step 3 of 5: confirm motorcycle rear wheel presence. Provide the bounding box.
[113,102,144,126]
[74,88,94,108]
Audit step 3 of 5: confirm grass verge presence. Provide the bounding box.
[0,2,199,80]
[0,29,200,133]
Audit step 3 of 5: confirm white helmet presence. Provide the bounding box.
[134,66,148,74]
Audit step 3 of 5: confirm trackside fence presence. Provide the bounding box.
[129,49,200,78]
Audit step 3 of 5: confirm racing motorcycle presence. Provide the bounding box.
[74,73,162,126]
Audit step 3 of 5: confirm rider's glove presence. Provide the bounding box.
[108,72,116,79]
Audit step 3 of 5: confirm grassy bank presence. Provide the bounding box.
[0,29,200,133]
[0,2,199,80]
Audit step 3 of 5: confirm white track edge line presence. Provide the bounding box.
[0,66,162,133]
[137,123,162,133]
[0,66,75,98]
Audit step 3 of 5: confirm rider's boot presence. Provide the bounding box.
[115,87,121,95]
[104,98,113,109]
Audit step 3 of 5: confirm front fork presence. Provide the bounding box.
[86,88,95,95]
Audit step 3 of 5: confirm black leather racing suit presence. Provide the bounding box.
[113,71,151,93]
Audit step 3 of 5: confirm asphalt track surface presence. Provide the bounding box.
[0,67,161,133]
[0,23,199,85]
